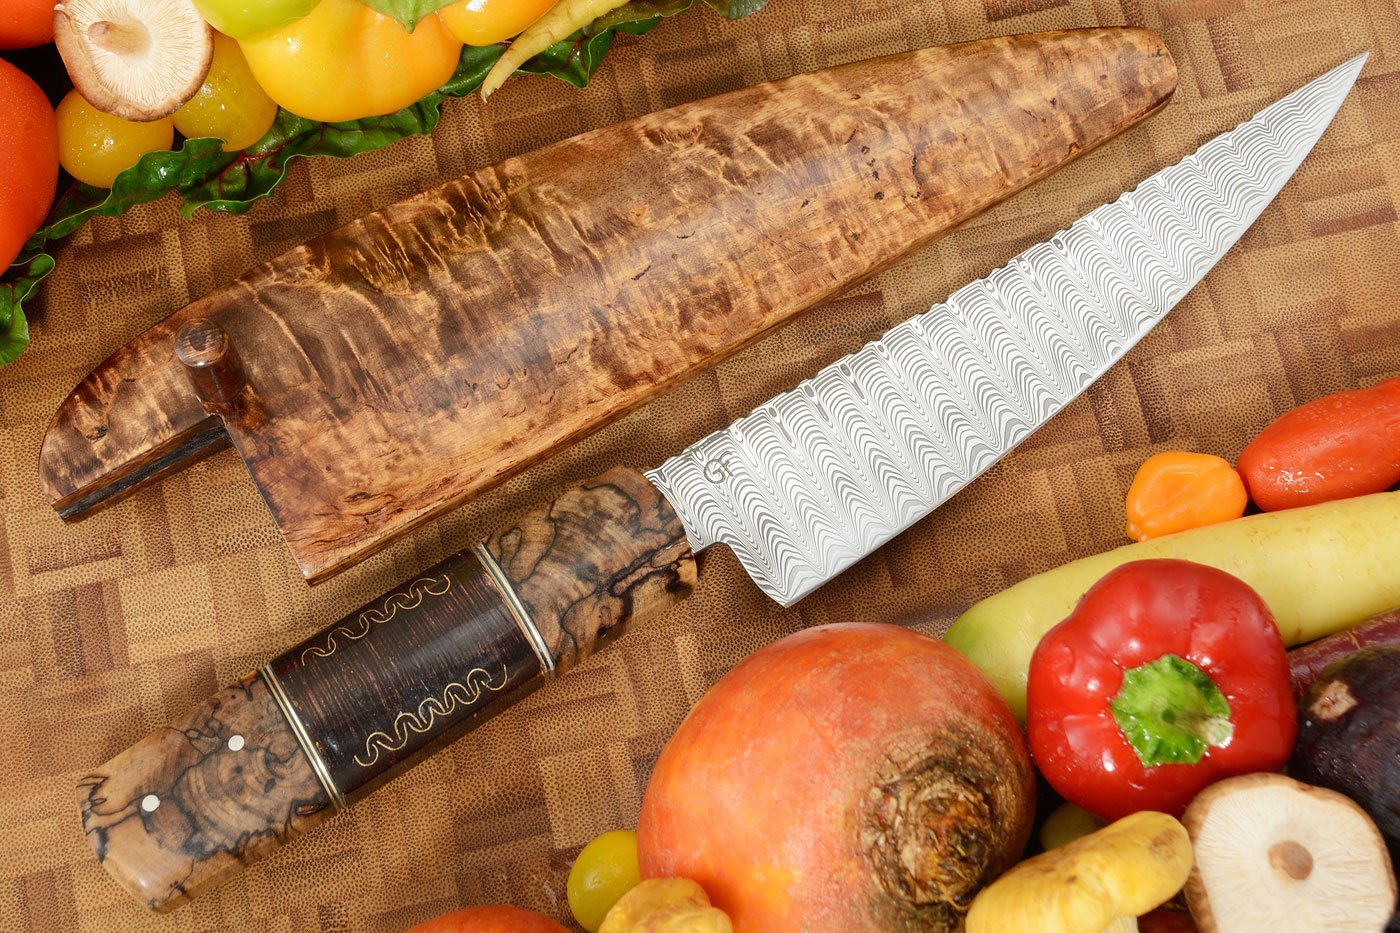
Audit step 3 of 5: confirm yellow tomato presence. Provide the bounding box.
[56,90,174,188]
[237,0,462,123]
[174,33,280,151]
[438,0,557,46]
[568,830,641,933]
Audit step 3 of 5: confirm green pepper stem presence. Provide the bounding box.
[1109,654,1234,767]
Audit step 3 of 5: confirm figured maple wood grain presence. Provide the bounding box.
[77,675,331,913]
[37,28,1177,583]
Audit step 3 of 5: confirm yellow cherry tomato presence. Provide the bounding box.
[56,90,174,188]
[568,829,641,933]
[174,33,279,152]
[237,0,462,123]
[438,0,557,46]
[1039,801,1105,851]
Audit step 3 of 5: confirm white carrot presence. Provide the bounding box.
[480,0,632,98]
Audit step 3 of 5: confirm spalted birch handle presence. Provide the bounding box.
[78,468,694,912]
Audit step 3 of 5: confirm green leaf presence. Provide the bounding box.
[0,251,55,366]
[0,0,769,364]
[587,0,699,33]
[703,0,767,18]
[350,0,461,31]
[29,137,231,249]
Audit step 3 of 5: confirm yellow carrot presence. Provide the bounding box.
[481,0,631,98]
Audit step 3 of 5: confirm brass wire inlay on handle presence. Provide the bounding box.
[352,666,510,768]
[299,574,452,665]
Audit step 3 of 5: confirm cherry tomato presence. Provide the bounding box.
[568,830,641,933]
[438,0,558,46]
[0,58,58,268]
[56,90,174,189]
[188,0,321,39]
[1038,801,1103,851]
[174,32,279,151]
[0,0,55,49]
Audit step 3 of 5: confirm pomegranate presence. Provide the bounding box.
[637,623,1035,931]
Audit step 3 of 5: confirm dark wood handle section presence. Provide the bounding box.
[78,468,695,912]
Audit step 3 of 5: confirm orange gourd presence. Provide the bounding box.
[1124,452,1247,542]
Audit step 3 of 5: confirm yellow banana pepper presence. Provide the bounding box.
[237,0,463,123]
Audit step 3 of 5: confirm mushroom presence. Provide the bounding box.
[1182,773,1398,932]
[965,810,1194,933]
[53,0,213,121]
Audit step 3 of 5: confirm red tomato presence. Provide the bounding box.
[407,905,570,933]
[1027,559,1296,821]
[0,0,55,49]
[0,57,59,269]
[1237,377,1400,511]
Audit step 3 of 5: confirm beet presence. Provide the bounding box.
[637,623,1035,932]
[1290,646,1400,858]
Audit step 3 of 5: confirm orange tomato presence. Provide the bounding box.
[0,58,58,269]
[1124,451,1248,541]
[438,0,558,46]
[0,0,54,49]
[407,905,570,933]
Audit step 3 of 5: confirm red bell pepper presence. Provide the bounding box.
[1027,559,1296,821]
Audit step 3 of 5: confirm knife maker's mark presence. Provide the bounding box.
[299,574,452,665]
[353,666,509,768]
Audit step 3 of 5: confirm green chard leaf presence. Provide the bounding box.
[0,251,55,366]
[0,0,769,364]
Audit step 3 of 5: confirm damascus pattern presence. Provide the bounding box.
[646,53,1368,607]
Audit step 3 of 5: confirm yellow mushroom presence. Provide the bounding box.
[599,878,732,933]
[966,810,1194,933]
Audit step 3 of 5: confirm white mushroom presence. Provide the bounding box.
[53,0,213,121]
[1182,773,1398,933]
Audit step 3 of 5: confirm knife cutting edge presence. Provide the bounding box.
[77,52,1366,912]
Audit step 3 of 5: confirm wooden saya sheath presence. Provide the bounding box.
[78,469,695,912]
[39,28,1178,585]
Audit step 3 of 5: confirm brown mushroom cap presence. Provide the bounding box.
[1182,773,1398,933]
[53,0,213,122]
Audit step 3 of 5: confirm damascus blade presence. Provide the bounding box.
[645,52,1368,607]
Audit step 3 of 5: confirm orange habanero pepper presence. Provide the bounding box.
[1124,451,1248,542]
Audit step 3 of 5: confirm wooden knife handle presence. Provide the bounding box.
[78,468,695,912]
